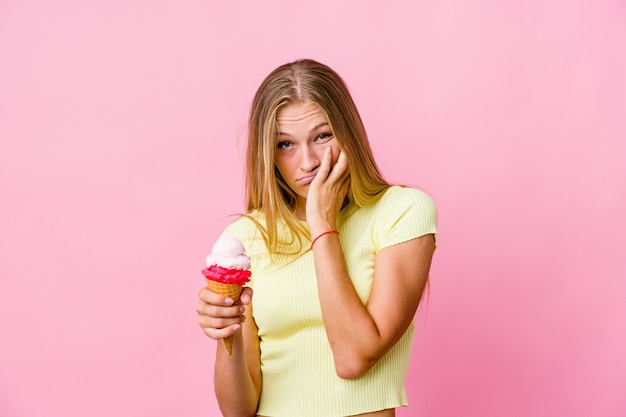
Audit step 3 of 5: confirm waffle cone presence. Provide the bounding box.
[206,279,244,356]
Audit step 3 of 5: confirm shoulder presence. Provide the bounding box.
[369,186,438,249]
[221,215,253,238]
[376,186,437,216]
[220,211,266,248]
[381,185,435,203]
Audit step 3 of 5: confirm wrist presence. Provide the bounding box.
[308,220,335,236]
[311,230,340,248]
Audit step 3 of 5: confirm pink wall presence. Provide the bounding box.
[1,1,624,416]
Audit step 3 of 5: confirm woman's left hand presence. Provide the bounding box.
[306,147,350,235]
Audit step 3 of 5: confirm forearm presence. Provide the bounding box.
[213,332,260,416]
[312,233,388,378]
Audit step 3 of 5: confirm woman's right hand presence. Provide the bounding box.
[196,286,253,340]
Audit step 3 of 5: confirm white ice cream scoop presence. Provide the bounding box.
[205,236,251,270]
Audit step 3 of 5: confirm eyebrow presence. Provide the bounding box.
[277,122,329,137]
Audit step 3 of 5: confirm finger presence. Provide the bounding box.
[197,303,246,339]
[327,150,348,181]
[198,314,240,330]
[197,294,245,323]
[240,287,254,305]
[200,322,242,340]
[199,286,236,306]
[315,147,333,181]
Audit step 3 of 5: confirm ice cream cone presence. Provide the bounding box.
[202,237,251,356]
[206,279,244,355]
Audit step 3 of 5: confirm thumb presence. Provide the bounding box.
[241,287,253,305]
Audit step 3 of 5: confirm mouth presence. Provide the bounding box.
[297,172,317,185]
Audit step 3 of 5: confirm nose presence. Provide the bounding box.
[300,145,321,172]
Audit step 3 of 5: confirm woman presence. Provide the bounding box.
[197,59,437,417]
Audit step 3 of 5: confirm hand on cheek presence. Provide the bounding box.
[307,147,350,234]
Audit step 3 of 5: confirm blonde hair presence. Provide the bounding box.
[245,59,390,252]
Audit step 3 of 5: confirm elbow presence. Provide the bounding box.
[221,409,256,417]
[336,366,366,380]
[334,356,377,380]
[218,401,258,417]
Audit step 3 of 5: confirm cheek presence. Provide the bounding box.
[331,143,342,166]
[275,150,294,166]
[274,156,289,178]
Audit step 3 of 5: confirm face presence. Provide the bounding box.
[275,101,341,213]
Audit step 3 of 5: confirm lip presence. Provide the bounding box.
[297,172,317,185]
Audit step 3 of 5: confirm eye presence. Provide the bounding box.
[277,141,293,149]
[315,132,333,141]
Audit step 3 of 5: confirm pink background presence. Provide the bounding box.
[1,1,625,416]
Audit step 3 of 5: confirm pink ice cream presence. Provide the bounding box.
[202,237,251,285]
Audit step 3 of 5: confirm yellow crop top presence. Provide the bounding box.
[220,186,437,417]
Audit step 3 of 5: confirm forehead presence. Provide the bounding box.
[276,101,327,125]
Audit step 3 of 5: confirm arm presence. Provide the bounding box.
[307,147,435,379]
[197,287,261,416]
[312,232,434,379]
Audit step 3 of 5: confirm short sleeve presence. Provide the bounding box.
[219,215,256,246]
[378,187,438,250]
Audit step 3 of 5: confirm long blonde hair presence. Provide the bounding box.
[245,59,389,252]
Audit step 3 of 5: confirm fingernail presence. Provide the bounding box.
[224,297,234,305]
[240,305,245,313]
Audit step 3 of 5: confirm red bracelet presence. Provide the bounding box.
[311,230,340,248]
